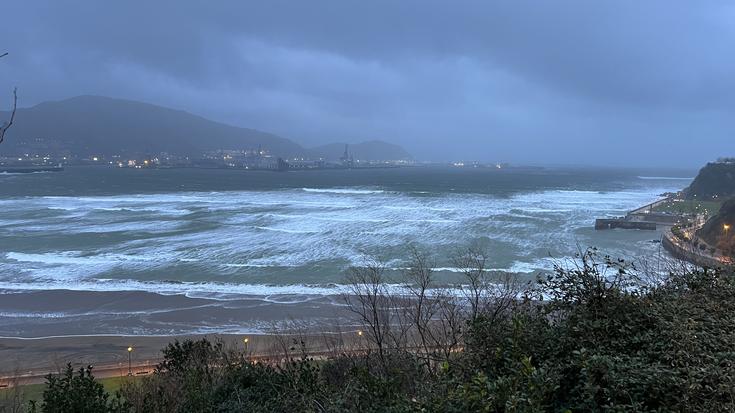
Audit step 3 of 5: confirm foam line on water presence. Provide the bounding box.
[301,187,385,194]
[637,176,693,180]
[0,277,520,299]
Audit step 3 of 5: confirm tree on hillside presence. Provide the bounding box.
[0,52,17,145]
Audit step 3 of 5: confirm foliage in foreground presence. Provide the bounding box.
[26,251,735,412]
[25,365,127,413]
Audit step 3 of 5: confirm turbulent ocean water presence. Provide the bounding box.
[0,166,692,337]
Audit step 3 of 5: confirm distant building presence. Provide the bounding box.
[276,157,289,171]
[339,144,354,167]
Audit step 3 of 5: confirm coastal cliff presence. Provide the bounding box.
[683,159,735,200]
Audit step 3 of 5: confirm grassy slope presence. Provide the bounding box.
[652,199,722,218]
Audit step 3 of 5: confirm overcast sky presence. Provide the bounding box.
[1,1,734,166]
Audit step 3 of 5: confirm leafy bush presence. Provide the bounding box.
[29,365,127,413]
[438,254,735,412]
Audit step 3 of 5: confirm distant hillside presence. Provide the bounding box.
[310,140,412,161]
[0,95,304,157]
[684,160,735,200]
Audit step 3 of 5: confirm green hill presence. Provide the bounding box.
[683,160,735,200]
[0,95,305,157]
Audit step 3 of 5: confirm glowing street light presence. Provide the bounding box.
[127,346,133,376]
[243,337,250,353]
[725,224,731,236]
[357,330,363,337]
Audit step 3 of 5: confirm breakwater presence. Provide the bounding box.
[595,196,683,231]
[595,218,656,230]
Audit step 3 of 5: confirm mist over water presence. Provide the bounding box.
[0,166,691,336]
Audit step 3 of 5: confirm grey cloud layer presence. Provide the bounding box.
[1,1,734,166]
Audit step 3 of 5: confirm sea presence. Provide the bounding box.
[0,165,693,337]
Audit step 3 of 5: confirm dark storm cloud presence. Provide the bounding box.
[1,0,734,166]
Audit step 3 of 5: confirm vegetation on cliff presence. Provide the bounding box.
[684,160,735,200]
[16,250,735,413]
[697,198,735,257]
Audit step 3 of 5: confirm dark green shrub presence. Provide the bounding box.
[31,364,127,413]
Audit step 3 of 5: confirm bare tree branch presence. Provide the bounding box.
[342,257,401,370]
[1,52,16,145]
[0,87,16,145]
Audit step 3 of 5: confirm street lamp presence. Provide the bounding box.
[725,224,731,236]
[357,330,363,337]
[127,346,133,376]
[243,337,249,353]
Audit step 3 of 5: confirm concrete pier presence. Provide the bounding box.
[595,196,682,230]
[595,218,657,230]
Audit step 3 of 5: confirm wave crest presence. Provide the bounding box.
[301,188,384,194]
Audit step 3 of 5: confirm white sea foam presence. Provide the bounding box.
[406,219,459,224]
[0,181,685,292]
[7,252,117,265]
[637,176,693,180]
[7,251,167,265]
[262,294,321,304]
[0,171,52,176]
[0,279,353,296]
[0,278,499,301]
[254,226,319,234]
[301,187,385,194]
[0,304,217,319]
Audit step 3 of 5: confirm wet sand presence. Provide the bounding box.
[0,289,353,338]
[0,289,360,379]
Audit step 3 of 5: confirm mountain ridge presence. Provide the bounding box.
[1,95,304,157]
[1,95,411,161]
